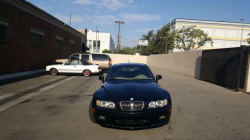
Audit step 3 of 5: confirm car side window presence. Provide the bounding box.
[77,60,82,65]
[69,60,78,65]
[81,55,89,60]
[70,54,79,60]
[92,54,109,61]
[65,60,71,65]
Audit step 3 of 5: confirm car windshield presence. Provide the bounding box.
[106,65,155,80]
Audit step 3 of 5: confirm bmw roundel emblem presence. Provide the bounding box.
[130,98,134,101]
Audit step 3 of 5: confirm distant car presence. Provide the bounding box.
[56,53,112,69]
[89,63,172,129]
[46,60,102,77]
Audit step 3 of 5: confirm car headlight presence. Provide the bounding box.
[148,99,168,108]
[96,100,115,109]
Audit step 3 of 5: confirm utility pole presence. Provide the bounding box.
[96,25,98,53]
[115,21,125,53]
[240,18,244,46]
[69,12,71,26]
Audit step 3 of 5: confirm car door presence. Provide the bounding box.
[75,60,86,73]
[59,60,77,73]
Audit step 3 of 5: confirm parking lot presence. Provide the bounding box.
[0,67,250,140]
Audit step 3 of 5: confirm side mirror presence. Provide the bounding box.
[156,75,162,82]
[99,76,105,83]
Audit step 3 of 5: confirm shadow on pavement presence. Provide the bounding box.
[0,72,46,86]
[0,70,108,86]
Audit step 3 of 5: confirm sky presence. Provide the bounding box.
[29,0,250,47]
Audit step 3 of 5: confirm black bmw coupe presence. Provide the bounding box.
[89,63,172,129]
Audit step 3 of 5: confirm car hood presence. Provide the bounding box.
[103,80,158,102]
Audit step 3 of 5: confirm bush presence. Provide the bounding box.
[102,49,111,53]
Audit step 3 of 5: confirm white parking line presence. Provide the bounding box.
[0,76,76,112]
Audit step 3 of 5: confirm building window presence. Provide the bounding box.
[214,28,225,37]
[213,39,225,48]
[69,40,74,51]
[69,43,74,51]
[200,27,213,36]
[226,29,238,38]
[31,33,43,46]
[55,35,63,49]
[225,40,237,48]
[56,39,63,49]
[93,40,100,53]
[0,18,9,42]
[93,40,97,48]
[98,40,101,48]
[0,25,6,41]
[88,40,92,49]
[30,28,44,47]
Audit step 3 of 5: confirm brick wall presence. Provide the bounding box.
[0,0,82,75]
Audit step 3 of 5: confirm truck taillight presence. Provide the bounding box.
[108,61,110,66]
[98,66,101,70]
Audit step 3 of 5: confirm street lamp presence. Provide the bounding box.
[240,18,244,46]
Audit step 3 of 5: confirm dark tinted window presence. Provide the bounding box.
[81,55,89,60]
[56,39,62,49]
[92,54,109,61]
[0,25,6,41]
[106,66,154,80]
[81,60,92,65]
[69,43,74,51]
[31,33,43,47]
[65,60,80,65]
[70,54,79,60]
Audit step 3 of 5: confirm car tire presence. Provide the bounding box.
[89,100,97,124]
[49,68,58,76]
[83,70,91,77]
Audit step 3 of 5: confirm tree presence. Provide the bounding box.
[247,33,250,45]
[140,30,155,55]
[102,49,111,53]
[174,26,213,51]
[119,47,136,54]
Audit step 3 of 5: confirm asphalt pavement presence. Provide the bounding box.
[0,67,250,140]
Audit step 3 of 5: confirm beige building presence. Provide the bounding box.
[165,18,250,51]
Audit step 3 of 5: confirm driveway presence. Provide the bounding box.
[0,67,249,140]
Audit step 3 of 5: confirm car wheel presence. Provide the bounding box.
[50,68,58,76]
[89,100,97,124]
[83,70,91,77]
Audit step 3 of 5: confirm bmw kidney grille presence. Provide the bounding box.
[120,101,144,111]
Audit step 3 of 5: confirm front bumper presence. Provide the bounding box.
[93,106,171,129]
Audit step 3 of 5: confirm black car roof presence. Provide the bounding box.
[112,63,148,67]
